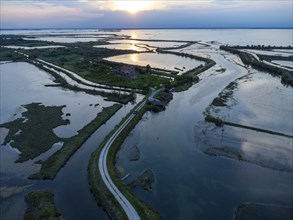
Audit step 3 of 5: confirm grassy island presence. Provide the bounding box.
[29,60,136,104]
[0,103,69,162]
[24,189,61,220]
[29,103,122,180]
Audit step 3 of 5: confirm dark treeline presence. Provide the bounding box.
[257,54,293,62]
[156,42,196,51]
[232,45,293,50]
[28,45,132,60]
[1,35,58,46]
[220,46,293,87]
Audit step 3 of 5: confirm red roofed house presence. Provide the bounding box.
[115,65,137,79]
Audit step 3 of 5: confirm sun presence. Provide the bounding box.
[113,1,151,14]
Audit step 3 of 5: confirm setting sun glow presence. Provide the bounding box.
[112,1,152,14]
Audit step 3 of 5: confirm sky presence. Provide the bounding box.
[1,0,292,29]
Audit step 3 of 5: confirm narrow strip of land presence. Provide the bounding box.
[205,115,293,139]
[98,101,146,220]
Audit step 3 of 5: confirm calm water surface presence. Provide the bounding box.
[0,62,114,136]
[106,52,204,75]
[108,39,186,48]
[208,71,293,135]
[2,29,292,46]
[0,61,142,219]
[116,50,293,219]
[94,43,149,52]
[120,29,293,46]
[1,29,292,219]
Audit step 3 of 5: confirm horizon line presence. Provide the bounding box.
[1,27,293,31]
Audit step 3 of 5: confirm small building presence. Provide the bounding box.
[148,90,173,109]
[147,97,165,108]
[161,92,173,102]
[114,65,137,79]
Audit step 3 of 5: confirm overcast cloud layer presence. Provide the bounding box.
[1,0,292,29]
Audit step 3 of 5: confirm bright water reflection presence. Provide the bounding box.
[94,43,149,52]
[2,29,292,46]
[109,39,186,48]
[208,71,293,135]
[119,29,293,46]
[106,52,204,75]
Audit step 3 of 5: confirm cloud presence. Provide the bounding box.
[1,0,104,28]
[0,0,292,28]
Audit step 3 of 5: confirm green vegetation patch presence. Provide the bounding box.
[23,46,169,91]
[0,48,26,61]
[205,115,224,127]
[167,53,216,92]
[0,103,69,162]
[1,35,61,47]
[85,65,169,91]
[30,103,122,180]
[154,90,173,103]
[24,189,61,220]
[29,60,136,104]
[211,81,238,107]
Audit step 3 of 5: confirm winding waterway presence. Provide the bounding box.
[116,48,293,219]
[1,29,292,219]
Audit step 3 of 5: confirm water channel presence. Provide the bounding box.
[1,29,292,219]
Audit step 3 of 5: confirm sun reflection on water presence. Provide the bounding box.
[129,44,137,51]
[131,32,137,39]
[130,54,139,62]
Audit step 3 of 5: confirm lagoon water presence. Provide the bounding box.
[108,39,186,48]
[0,62,114,136]
[116,51,293,219]
[2,29,292,46]
[1,29,292,219]
[106,52,204,75]
[94,43,149,52]
[207,71,293,135]
[0,61,141,220]
[0,60,144,220]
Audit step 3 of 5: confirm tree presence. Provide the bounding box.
[146,64,151,73]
